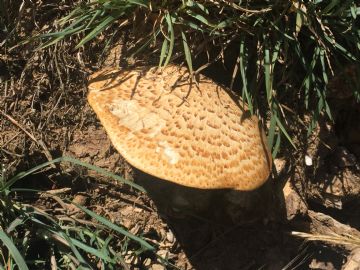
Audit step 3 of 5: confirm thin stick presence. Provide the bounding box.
[0,110,54,163]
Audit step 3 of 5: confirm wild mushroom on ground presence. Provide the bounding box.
[87,64,273,222]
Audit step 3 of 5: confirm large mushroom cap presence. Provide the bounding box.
[87,65,272,190]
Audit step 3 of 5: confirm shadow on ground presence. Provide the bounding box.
[134,170,311,269]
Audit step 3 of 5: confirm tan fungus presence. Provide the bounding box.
[87,65,272,190]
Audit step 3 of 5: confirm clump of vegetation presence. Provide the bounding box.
[0,157,172,269]
[37,0,360,155]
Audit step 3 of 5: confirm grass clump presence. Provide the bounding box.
[0,157,172,269]
[35,0,360,156]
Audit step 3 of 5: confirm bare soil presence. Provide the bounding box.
[1,1,360,269]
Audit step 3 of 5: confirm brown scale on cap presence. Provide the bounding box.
[87,65,272,190]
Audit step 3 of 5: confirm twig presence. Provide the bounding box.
[41,187,72,195]
[0,131,21,149]
[0,110,37,141]
[0,110,54,163]
[292,210,360,248]
[50,247,57,270]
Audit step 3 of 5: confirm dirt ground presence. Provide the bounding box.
[1,1,360,269]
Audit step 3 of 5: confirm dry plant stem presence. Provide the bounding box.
[0,110,54,163]
[216,0,272,14]
[308,210,360,239]
[50,247,57,270]
[40,187,72,195]
[292,210,360,248]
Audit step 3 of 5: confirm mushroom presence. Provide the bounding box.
[87,65,273,220]
[88,65,272,191]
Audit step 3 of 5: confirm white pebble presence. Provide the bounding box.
[305,155,313,166]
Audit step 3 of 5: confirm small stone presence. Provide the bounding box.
[156,249,169,259]
[283,181,307,221]
[124,254,132,264]
[143,258,152,267]
[309,259,335,270]
[72,194,87,205]
[343,248,360,270]
[151,263,165,270]
[274,158,286,172]
[166,231,174,243]
[124,253,139,265]
[133,207,143,213]
[130,224,140,235]
[159,228,167,240]
[305,155,313,166]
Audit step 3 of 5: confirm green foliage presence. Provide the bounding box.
[37,0,360,156]
[0,157,172,269]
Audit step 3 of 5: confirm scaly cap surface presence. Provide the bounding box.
[88,65,272,190]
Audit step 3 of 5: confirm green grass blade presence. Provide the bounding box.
[56,231,92,269]
[127,0,148,8]
[181,31,193,73]
[264,43,272,103]
[239,38,253,113]
[275,115,296,149]
[60,157,145,192]
[0,231,29,270]
[323,34,357,60]
[68,237,115,263]
[73,203,155,251]
[75,15,118,49]
[319,48,328,84]
[301,46,320,109]
[322,0,340,14]
[185,10,213,27]
[163,13,175,67]
[159,38,169,67]
[131,29,160,57]
[272,133,281,158]
[3,156,145,192]
[267,112,277,150]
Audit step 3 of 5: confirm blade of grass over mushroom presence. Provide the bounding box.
[181,31,193,73]
[162,13,175,67]
[239,38,253,114]
[159,38,169,68]
[1,157,145,192]
[73,203,155,251]
[0,231,29,270]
